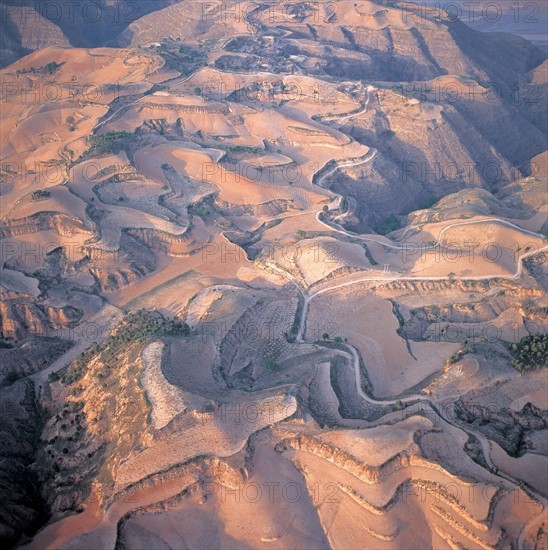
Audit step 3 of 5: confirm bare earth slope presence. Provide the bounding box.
[0,1,546,548]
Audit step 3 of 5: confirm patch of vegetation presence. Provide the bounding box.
[509,334,548,372]
[44,61,61,74]
[216,145,263,154]
[417,195,437,210]
[361,243,378,265]
[447,340,477,364]
[31,189,51,201]
[393,399,405,411]
[66,115,76,131]
[190,204,210,219]
[377,214,400,235]
[48,371,60,383]
[1,372,20,387]
[16,61,63,75]
[264,358,281,372]
[61,311,190,385]
[145,84,169,95]
[296,229,307,240]
[85,131,135,157]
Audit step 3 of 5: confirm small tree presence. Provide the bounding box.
[394,399,404,410]
[322,205,329,212]
[322,333,329,340]
[296,229,306,240]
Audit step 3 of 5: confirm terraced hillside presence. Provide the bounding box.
[0,1,547,549]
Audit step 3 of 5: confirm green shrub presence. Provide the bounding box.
[510,334,548,372]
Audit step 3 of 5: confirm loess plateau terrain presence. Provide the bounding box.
[0,1,547,549]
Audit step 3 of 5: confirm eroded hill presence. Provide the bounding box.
[0,1,547,548]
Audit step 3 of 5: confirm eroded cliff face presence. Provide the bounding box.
[0,291,82,386]
[0,380,48,547]
[455,398,548,456]
[0,299,81,340]
[0,0,181,67]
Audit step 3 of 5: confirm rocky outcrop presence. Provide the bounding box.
[0,212,90,238]
[275,434,447,484]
